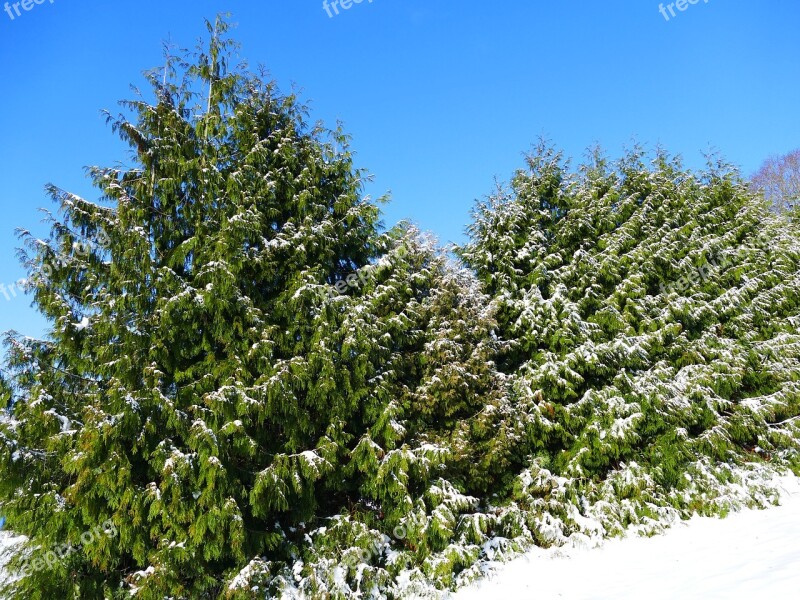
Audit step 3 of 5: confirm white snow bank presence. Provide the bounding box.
[453,476,800,600]
[0,530,25,587]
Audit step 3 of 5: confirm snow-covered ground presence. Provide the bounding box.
[0,529,24,589]
[454,476,800,600]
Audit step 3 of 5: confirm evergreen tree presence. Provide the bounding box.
[458,142,800,546]
[231,231,509,598]
[0,17,381,598]
[0,18,506,599]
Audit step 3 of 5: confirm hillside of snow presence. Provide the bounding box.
[453,476,800,600]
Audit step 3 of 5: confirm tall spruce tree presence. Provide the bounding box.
[0,19,507,599]
[0,17,376,598]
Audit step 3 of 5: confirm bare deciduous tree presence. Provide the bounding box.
[751,148,800,213]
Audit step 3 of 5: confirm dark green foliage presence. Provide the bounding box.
[459,141,800,509]
[0,19,506,599]
[2,21,800,600]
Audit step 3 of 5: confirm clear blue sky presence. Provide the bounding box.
[1,0,798,340]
